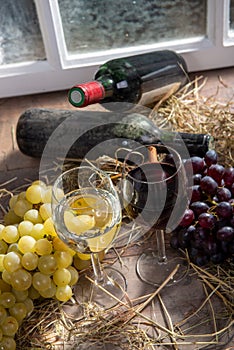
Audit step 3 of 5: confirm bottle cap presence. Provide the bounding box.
[68,81,105,107]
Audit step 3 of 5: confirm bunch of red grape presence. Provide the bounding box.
[170,150,234,266]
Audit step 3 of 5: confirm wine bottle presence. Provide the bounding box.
[16,108,213,160]
[68,50,188,109]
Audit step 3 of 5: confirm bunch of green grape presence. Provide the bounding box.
[0,180,91,349]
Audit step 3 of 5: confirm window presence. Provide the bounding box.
[0,0,233,99]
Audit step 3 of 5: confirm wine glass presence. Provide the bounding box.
[122,144,189,286]
[51,165,126,308]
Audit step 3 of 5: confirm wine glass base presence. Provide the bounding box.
[136,250,188,287]
[74,266,127,309]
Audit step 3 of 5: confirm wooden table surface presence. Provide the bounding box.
[0,68,233,349]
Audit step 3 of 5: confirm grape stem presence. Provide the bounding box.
[156,229,167,263]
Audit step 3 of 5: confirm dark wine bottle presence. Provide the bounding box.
[68,50,188,109]
[16,108,213,161]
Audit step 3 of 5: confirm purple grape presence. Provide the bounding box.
[179,208,195,227]
[230,215,234,227]
[202,236,218,255]
[195,226,210,240]
[191,185,203,202]
[216,226,234,241]
[193,173,202,185]
[204,150,218,167]
[192,252,210,266]
[231,183,234,196]
[210,252,225,264]
[216,187,232,202]
[223,167,234,187]
[200,176,218,195]
[170,234,180,249]
[178,225,195,247]
[215,201,233,219]
[207,164,225,185]
[198,212,216,229]
[186,156,205,174]
[190,201,209,217]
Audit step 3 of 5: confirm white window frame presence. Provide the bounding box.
[0,0,233,99]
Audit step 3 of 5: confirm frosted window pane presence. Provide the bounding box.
[230,0,234,31]
[0,0,45,65]
[58,0,207,54]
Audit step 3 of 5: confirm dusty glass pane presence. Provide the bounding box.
[58,0,207,54]
[230,0,234,31]
[0,0,45,65]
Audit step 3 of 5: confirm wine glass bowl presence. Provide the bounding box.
[122,144,189,286]
[52,165,126,308]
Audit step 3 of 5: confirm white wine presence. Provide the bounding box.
[53,188,121,254]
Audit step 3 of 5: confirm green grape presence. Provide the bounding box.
[54,251,73,269]
[0,225,5,240]
[43,218,57,237]
[35,238,52,256]
[0,279,11,293]
[0,254,5,272]
[0,305,7,324]
[18,220,34,237]
[39,203,52,221]
[55,285,73,302]
[18,235,36,254]
[38,255,57,275]
[1,316,19,337]
[41,186,52,203]
[23,297,34,316]
[25,184,45,204]
[9,195,18,210]
[32,272,52,291]
[18,191,26,200]
[0,329,2,342]
[3,252,22,273]
[0,292,16,308]
[4,210,21,225]
[28,286,40,300]
[9,302,27,323]
[13,198,33,217]
[67,266,79,286]
[52,236,76,256]
[39,281,56,298]
[53,268,71,287]
[32,180,47,188]
[7,243,20,254]
[10,269,32,291]
[0,240,8,254]
[2,270,12,285]
[30,224,45,240]
[12,289,28,302]
[21,252,38,271]
[24,209,43,224]
[1,226,19,244]
[0,336,16,350]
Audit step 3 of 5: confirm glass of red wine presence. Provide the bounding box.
[122,144,189,286]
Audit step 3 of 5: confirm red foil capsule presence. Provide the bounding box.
[68,81,105,107]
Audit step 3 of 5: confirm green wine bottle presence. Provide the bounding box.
[68,50,188,109]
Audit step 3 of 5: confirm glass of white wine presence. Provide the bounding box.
[51,165,126,309]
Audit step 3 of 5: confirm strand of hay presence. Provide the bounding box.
[150,76,234,167]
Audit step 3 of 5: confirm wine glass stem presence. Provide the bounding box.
[156,229,167,264]
[91,253,105,284]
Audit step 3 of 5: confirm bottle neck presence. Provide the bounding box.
[68,76,114,108]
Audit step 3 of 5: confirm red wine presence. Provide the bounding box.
[122,162,180,230]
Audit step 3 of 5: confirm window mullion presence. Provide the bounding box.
[207,0,226,47]
[34,0,66,69]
